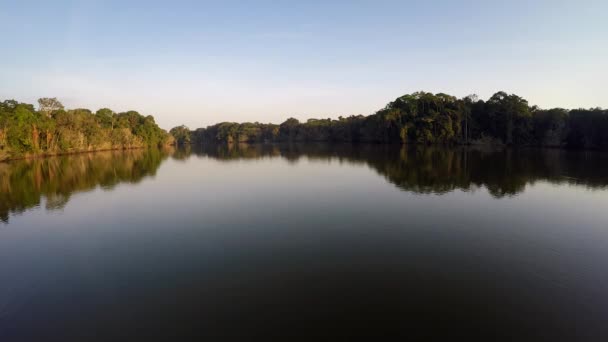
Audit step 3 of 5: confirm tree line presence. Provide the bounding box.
[174,91,608,149]
[0,98,174,161]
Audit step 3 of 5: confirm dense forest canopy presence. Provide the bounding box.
[2,91,606,162]
[178,91,608,150]
[0,98,174,161]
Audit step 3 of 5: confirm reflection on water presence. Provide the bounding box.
[194,143,608,197]
[2,143,608,223]
[0,148,173,223]
[2,144,608,340]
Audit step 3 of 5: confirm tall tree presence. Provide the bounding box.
[37,98,64,117]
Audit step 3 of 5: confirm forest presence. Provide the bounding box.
[179,91,608,150]
[0,98,174,161]
[2,92,607,162]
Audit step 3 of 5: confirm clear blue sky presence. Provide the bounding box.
[1,0,606,129]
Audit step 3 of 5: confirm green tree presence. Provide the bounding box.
[38,97,64,118]
[170,125,191,145]
[95,108,115,129]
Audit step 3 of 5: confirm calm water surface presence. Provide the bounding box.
[1,144,608,340]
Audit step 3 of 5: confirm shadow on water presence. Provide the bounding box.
[2,143,608,223]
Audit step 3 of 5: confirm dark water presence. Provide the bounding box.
[1,144,608,340]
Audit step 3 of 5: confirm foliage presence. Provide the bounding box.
[3,91,607,161]
[183,91,607,150]
[0,98,173,161]
[170,125,192,145]
[38,97,64,117]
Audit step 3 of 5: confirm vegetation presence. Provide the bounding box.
[3,91,605,162]
[186,91,608,149]
[169,125,192,146]
[0,98,174,161]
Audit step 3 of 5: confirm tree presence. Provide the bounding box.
[38,98,64,117]
[278,118,300,141]
[533,108,568,147]
[486,92,531,144]
[462,94,479,144]
[170,125,191,145]
[95,108,115,129]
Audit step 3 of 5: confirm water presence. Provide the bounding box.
[1,144,608,340]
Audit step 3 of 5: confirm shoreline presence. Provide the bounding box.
[0,145,175,163]
[192,140,608,151]
[3,141,606,163]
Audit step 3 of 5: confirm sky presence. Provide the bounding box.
[1,0,606,129]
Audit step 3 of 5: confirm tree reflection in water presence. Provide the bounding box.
[0,147,174,223]
[2,143,607,223]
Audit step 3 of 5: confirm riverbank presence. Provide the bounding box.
[0,144,176,163]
